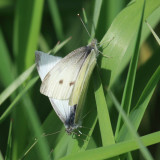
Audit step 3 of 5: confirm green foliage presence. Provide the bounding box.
[0,0,160,160]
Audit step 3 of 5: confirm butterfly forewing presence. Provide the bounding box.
[40,47,91,100]
[35,51,62,80]
[35,51,72,123]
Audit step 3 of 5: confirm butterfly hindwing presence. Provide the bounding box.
[69,50,97,123]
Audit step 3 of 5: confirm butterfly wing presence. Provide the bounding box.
[40,47,91,100]
[35,51,62,80]
[35,51,73,123]
[69,49,97,124]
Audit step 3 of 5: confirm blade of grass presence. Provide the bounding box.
[0,76,39,123]
[93,67,115,146]
[19,94,50,160]
[0,151,4,160]
[107,0,125,27]
[115,0,146,138]
[0,64,35,105]
[13,0,44,72]
[107,89,153,160]
[5,120,12,160]
[38,34,50,52]
[82,8,88,24]
[0,29,14,86]
[52,37,72,54]
[0,0,12,8]
[145,20,160,45]
[90,0,102,40]
[117,65,160,141]
[60,131,160,160]
[47,0,64,40]
[100,0,160,88]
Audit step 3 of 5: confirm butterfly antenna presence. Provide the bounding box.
[42,130,61,137]
[77,13,91,38]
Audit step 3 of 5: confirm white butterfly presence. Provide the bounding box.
[35,39,98,134]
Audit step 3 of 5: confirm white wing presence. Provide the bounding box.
[40,47,90,100]
[35,51,72,123]
[35,51,62,80]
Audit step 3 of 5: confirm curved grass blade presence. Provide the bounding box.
[93,67,115,146]
[145,20,160,45]
[0,64,35,106]
[0,76,38,123]
[107,89,153,160]
[100,0,160,87]
[51,37,72,55]
[19,93,50,160]
[60,131,160,160]
[115,0,146,138]
[117,65,160,142]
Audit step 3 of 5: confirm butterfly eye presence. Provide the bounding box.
[69,81,75,86]
[59,80,63,84]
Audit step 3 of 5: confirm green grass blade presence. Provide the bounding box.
[117,65,160,141]
[107,89,153,160]
[0,0,12,8]
[20,94,50,160]
[100,0,160,87]
[38,34,50,52]
[0,29,14,86]
[5,120,12,160]
[115,0,146,138]
[13,0,44,71]
[82,8,88,24]
[47,0,64,40]
[93,67,115,146]
[0,151,3,160]
[0,64,35,105]
[107,0,125,27]
[90,0,102,39]
[60,131,160,160]
[145,20,160,45]
[51,37,72,54]
[0,76,38,123]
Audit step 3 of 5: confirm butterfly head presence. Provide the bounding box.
[87,39,99,56]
